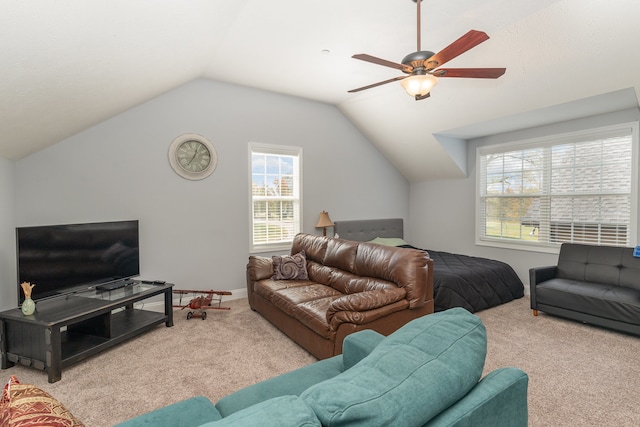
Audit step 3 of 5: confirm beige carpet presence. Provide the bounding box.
[2,297,639,426]
[476,298,640,427]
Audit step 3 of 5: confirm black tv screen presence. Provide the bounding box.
[16,220,140,304]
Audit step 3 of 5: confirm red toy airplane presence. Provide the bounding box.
[173,289,232,320]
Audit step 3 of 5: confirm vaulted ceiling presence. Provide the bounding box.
[2,0,639,181]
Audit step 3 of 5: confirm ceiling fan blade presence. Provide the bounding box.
[348,76,407,93]
[415,92,431,101]
[433,68,506,78]
[425,30,490,70]
[352,54,411,72]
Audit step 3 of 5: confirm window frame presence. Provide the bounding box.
[248,142,303,253]
[475,122,639,253]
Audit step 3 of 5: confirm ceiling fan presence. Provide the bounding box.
[348,0,506,100]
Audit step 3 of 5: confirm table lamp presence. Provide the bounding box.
[315,211,334,236]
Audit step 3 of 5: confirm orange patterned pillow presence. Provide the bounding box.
[1,375,84,427]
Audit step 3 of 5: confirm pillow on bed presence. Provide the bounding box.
[368,237,409,247]
[272,251,309,280]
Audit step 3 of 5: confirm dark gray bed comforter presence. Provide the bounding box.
[401,246,524,312]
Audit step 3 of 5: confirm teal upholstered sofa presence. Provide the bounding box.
[116,308,528,427]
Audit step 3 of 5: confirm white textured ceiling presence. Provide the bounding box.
[1,0,639,181]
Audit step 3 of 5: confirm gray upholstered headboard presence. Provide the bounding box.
[333,218,403,242]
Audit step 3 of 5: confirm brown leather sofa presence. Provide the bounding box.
[246,233,434,359]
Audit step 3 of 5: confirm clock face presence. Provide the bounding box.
[168,134,217,180]
[177,140,211,173]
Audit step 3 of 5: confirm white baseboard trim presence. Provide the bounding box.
[135,287,247,312]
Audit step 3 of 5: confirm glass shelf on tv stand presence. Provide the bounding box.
[78,282,157,302]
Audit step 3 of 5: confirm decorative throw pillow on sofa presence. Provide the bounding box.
[1,375,84,427]
[272,251,309,280]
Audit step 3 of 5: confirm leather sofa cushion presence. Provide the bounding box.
[253,279,313,302]
[619,249,640,290]
[323,238,358,272]
[271,284,342,308]
[557,243,640,289]
[255,279,409,337]
[536,278,640,324]
[290,233,430,308]
[354,242,429,308]
[256,283,341,338]
[312,266,398,295]
[291,233,329,264]
[295,298,342,338]
[300,308,486,426]
[270,285,342,338]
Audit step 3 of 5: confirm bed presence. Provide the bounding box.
[333,218,524,313]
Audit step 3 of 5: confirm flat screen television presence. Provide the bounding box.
[16,220,140,305]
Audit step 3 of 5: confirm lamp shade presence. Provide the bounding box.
[401,74,438,97]
[315,211,334,228]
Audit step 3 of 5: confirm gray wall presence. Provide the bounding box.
[0,157,15,309]
[409,108,640,290]
[5,78,409,311]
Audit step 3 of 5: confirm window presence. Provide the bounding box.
[477,124,637,251]
[249,143,302,252]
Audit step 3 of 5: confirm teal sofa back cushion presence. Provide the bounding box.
[300,308,487,427]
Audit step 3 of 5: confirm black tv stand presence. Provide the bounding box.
[0,282,173,383]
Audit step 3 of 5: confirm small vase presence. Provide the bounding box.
[21,297,36,316]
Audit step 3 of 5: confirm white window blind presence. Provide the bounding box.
[249,143,302,252]
[478,127,634,249]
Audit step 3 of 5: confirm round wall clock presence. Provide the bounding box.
[168,133,218,180]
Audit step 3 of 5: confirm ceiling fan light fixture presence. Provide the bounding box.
[401,73,438,97]
[348,0,504,98]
